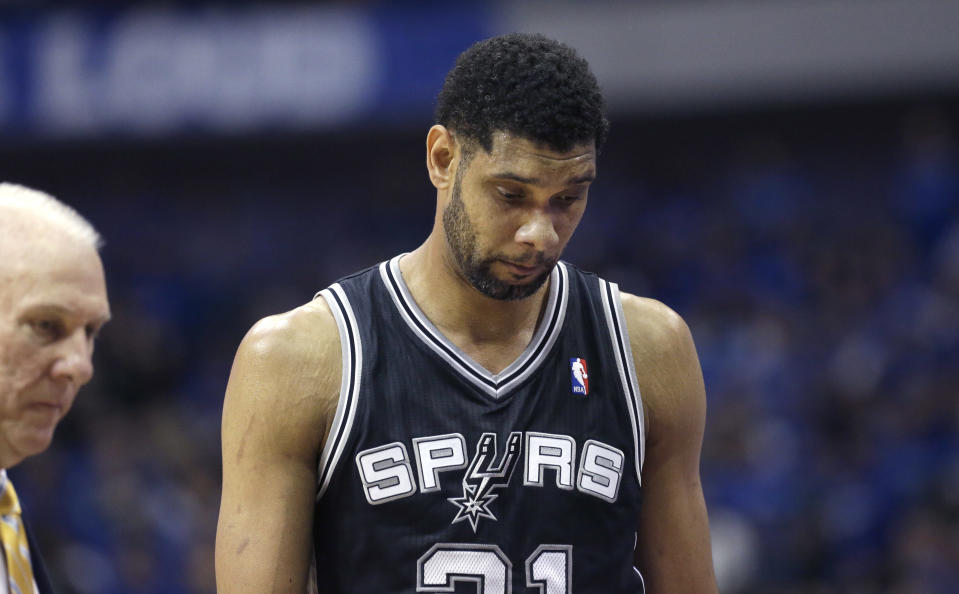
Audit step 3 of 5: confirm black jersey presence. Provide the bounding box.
[313,255,647,594]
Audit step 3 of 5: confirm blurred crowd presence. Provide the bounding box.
[5,101,958,593]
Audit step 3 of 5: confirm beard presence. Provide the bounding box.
[442,174,556,301]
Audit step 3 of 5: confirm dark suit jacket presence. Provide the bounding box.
[23,516,56,594]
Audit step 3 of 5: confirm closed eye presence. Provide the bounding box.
[553,194,585,206]
[497,187,524,200]
[31,318,65,341]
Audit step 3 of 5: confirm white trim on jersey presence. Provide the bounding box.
[599,280,647,487]
[379,254,569,400]
[634,565,647,591]
[315,284,363,501]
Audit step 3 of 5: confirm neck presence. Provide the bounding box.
[400,237,550,346]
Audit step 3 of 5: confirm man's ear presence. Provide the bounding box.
[426,125,455,190]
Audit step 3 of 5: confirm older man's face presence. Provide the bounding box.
[0,232,110,468]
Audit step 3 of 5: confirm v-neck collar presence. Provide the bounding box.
[379,254,569,400]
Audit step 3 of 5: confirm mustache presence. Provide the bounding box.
[499,252,554,267]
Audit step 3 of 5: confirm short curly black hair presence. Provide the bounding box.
[435,33,609,156]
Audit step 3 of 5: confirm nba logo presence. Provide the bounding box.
[570,358,589,396]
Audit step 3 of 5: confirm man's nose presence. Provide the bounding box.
[51,330,94,386]
[515,209,559,252]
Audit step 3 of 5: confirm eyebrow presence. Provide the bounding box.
[24,303,111,326]
[491,172,596,185]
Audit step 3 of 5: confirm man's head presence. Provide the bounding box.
[0,183,110,469]
[428,34,606,300]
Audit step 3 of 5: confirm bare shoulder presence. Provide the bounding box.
[235,297,340,376]
[619,293,693,360]
[618,292,705,438]
[225,296,343,455]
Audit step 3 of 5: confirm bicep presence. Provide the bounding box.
[634,426,714,592]
[216,318,338,593]
[624,297,718,592]
[216,430,317,593]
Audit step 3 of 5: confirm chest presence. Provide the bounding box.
[349,335,638,504]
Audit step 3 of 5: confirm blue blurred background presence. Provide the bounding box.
[2,1,958,592]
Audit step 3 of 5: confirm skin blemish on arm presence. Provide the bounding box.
[236,538,249,556]
[236,415,256,462]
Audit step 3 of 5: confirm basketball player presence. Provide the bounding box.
[0,183,111,594]
[217,34,717,593]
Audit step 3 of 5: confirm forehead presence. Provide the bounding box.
[471,132,596,180]
[1,237,110,321]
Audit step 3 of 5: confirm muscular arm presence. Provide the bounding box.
[215,299,341,593]
[624,295,718,593]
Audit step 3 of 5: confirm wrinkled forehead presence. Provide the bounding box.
[1,210,92,260]
[0,232,108,312]
[1,229,63,281]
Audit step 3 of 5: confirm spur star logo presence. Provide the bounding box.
[447,432,522,532]
[355,430,626,509]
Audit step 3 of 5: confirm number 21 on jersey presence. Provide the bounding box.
[417,543,571,593]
